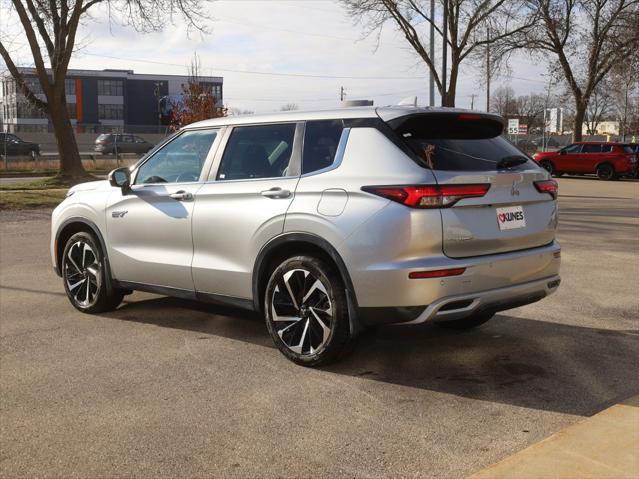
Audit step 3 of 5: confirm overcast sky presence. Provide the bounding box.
[2,0,551,113]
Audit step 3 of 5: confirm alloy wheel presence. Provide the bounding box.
[270,268,333,356]
[64,240,101,308]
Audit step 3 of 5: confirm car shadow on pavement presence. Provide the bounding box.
[105,295,639,417]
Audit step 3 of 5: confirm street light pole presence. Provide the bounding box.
[429,0,435,107]
[441,0,448,107]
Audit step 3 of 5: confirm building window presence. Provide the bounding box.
[65,79,76,95]
[24,77,43,95]
[98,104,124,120]
[16,101,48,119]
[98,79,123,96]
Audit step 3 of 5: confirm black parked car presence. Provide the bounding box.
[94,134,154,155]
[0,133,40,158]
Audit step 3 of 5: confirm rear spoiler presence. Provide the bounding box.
[384,111,505,140]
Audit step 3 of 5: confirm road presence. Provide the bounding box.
[1,178,638,478]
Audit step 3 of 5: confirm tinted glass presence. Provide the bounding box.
[563,144,581,153]
[622,145,635,153]
[582,144,602,153]
[601,145,613,152]
[405,136,533,171]
[135,129,218,184]
[302,120,343,174]
[218,123,296,180]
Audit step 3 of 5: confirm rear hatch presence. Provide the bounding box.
[387,112,557,258]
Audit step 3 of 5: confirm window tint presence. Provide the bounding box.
[135,129,218,184]
[563,144,582,153]
[217,123,296,180]
[302,120,344,174]
[405,136,533,171]
[582,144,602,153]
[622,145,635,153]
[601,145,613,153]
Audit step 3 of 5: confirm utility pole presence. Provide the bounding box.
[429,0,435,107]
[340,86,345,102]
[486,26,491,112]
[441,0,448,107]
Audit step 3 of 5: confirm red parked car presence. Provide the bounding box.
[533,142,637,180]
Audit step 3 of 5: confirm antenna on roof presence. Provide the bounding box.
[397,96,418,106]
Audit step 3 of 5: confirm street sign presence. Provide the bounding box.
[507,119,519,135]
[518,124,528,135]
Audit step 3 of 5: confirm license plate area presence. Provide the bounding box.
[496,205,526,230]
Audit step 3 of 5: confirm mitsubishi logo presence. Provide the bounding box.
[511,182,520,196]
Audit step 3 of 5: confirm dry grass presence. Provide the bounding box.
[0,157,136,173]
[0,189,67,210]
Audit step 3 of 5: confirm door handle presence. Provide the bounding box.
[169,190,193,201]
[261,187,291,199]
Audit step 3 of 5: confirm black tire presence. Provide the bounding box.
[264,255,351,367]
[539,160,554,175]
[435,311,495,330]
[62,232,124,314]
[596,163,616,181]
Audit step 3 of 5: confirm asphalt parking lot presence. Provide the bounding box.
[1,177,638,478]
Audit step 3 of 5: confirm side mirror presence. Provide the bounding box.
[108,167,131,194]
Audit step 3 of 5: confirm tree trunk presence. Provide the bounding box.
[49,98,86,178]
[442,61,459,107]
[573,102,586,142]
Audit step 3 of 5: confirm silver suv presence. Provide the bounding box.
[51,107,561,366]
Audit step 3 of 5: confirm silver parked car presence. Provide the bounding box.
[51,107,561,366]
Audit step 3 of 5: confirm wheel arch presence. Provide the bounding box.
[54,218,115,294]
[253,233,362,334]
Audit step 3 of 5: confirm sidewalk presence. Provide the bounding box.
[470,395,639,479]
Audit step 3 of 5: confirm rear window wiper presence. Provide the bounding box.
[496,155,529,169]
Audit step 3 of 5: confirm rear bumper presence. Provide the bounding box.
[402,274,560,324]
[350,240,561,308]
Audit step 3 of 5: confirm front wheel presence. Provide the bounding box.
[264,256,351,367]
[62,232,124,313]
[435,311,495,330]
[596,164,616,181]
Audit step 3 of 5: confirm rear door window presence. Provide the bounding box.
[582,144,602,153]
[302,120,344,174]
[217,123,296,180]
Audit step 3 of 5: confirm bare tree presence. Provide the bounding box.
[490,85,516,117]
[609,53,639,140]
[584,85,613,135]
[280,103,299,111]
[341,0,535,106]
[514,93,546,131]
[506,0,639,141]
[0,0,209,179]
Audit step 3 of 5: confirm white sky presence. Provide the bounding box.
[1,0,551,113]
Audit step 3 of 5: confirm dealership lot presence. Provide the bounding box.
[1,177,638,478]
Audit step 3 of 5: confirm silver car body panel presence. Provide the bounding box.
[52,106,560,323]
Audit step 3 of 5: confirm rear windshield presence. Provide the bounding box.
[96,134,110,141]
[392,115,533,172]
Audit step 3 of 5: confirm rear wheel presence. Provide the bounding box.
[62,232,124,313]
[435,311,494,330]
[596,164,616,181]
[539,160,554,175]
[264,256,351,367]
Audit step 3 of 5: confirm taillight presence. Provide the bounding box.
[534,180,558,199]
[361,184,490,208]
[409,268,466,279]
